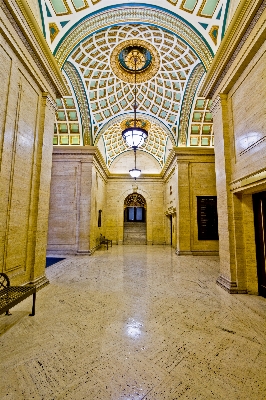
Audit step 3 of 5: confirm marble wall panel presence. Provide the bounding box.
[48,162,79,248]
[4,73,39,271]
[190,162,218,253]
[0,35,57,286]
[0,45,11,168]
[231,42,266,170]
[164,149,218,255]
[164,166,178,247]
[31,94,57,281]
[212,97,236,284]
[176,162,191,254]
[88,164,107,251]
[47,148,107,255]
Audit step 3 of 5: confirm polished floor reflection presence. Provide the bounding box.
[1,246,266,399]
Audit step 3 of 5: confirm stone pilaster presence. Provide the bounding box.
[27,93,56,286]
[176,161,193,255]
[212,95,247,293]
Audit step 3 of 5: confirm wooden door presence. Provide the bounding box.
[253,192,266,297]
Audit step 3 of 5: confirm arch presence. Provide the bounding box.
[114,187,153,244]
[95,112,173,169]
[123,192,147,244]
[124,193,147,209]
[54,5,213,70]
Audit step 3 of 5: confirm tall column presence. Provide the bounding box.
[212,95,247,293]
[27,93,56,287]
[176,161,192,255]
[77,160,93,253]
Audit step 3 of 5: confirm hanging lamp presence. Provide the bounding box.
[121,50,148,178]
[129,149,141,179]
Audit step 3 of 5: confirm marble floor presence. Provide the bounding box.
[0,246,266,400]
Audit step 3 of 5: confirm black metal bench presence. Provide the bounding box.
[100,234,112,250]
[0,273,36,316]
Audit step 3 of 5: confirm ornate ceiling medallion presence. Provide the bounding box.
[119,46,152,72]
[120,119,151,133]
[110,39,160,83]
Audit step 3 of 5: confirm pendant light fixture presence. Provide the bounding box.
[129,149,141,179]
[121,49,148,178]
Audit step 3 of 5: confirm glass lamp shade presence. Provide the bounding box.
[122,127,148,148]
[129,168,141,178]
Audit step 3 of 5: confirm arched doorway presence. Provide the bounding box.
[123,193,147,245]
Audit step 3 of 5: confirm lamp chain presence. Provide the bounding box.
[134,57,137,128]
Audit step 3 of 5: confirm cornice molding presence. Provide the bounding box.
[161,146,215,179]
[230,168,266,193]
[2,0,68,97]
[200,0,266,98]
[52,146,110,179]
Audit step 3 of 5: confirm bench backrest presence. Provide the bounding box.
[0,272,10,290]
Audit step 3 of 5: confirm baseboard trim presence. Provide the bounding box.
[76,249,94,256]
[175,250,193,255]
[192,251,219,256]
[176,250,219,256]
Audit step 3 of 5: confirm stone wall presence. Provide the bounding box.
[47,147,107,255]
[163,149,218,255]
[0,0,67,286]
[200,0,266,293]
[164,157,178,247]
[48,148,218,253]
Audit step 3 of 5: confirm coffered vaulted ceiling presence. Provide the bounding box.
[39,0,230,169]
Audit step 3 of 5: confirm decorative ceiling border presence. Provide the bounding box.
[63,61,92,144]
[54,5,214,70]
[178,64,205,146]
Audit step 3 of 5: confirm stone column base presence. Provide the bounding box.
[76,249,94,256]
[29,275,49,290]
[216,275,247,294]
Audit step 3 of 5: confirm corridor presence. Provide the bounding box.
[0,246,266,399]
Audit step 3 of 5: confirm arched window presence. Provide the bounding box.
[124,193,146,222]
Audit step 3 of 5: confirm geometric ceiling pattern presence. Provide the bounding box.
[67,25,200,144]
[37,0,231,169]
[54,96,82,145]
[188,97,214,146]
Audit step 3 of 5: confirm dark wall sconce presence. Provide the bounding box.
[98,210,102,227]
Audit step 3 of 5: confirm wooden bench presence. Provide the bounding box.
[100,234,112,250]
[0,273,36,316]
